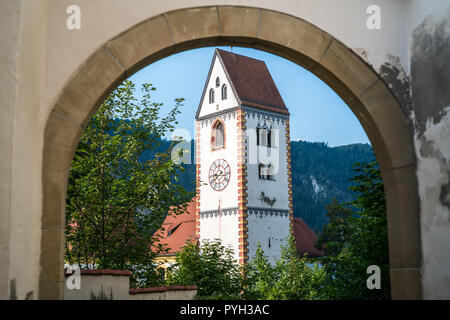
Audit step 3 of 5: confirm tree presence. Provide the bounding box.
[166,237,325,300]
[244,238,326,300]
[315,198,353,257]
[166,239,243,299]
[65,80,195,287]
[317,161,390,299]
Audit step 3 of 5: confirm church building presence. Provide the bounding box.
[154,49,323,266]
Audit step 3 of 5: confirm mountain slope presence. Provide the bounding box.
[290,140,375,232]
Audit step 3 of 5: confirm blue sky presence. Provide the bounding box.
[128,46,370,147]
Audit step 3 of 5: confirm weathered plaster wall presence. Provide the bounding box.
[64,274,131,300]
[0,0,22,300]
[63,272,198,300]
[10,0,49,301]
[198,115,239,212]
[0,0,49,300]
[409,4,450,299]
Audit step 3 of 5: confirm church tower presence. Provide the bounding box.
[195,49,293,264]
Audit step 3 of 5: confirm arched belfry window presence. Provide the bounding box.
[211,120,225,150]
[216,77,220,87]
[209,88,215,104]
[257,120,273,147]
[222,84,227,100]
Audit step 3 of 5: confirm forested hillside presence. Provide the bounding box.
[143,138,375,233]
[290,140,374,232]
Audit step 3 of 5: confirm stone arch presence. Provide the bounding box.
[40,6,421,299]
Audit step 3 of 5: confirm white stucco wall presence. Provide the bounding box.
[199,213,241,261]
[63,273,198,300]
[245,110,291,263]
[247,214,290,263]
[198,115,239,212]
[245,113,289,210]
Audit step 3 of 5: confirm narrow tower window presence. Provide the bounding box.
[216,77,220,87]
[211,120,225,150]
[222,84,227,100]
[259,163,275,181]
[257,121,273,147]
[209,88,215,104]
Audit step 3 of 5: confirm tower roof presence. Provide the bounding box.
[196,49,289,119]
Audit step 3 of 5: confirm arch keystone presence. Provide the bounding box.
[218,6,260,39]
[105,15,176,73]
[164,7,220,50]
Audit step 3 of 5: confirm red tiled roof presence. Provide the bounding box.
[152,200,197,255]
[292,217,324,258]
[216,49,289,114]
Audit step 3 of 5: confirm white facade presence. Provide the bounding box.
[197,51,291,263]
[197,54,242,261]
[245,110,291,263]
[197,55,240,119]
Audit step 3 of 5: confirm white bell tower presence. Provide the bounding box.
[195,49,293,264]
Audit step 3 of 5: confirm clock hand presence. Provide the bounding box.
[213,170,224,178]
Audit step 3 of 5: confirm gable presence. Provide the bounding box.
[196,52,239,119]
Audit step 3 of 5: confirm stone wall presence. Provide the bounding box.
[64,269,197,300]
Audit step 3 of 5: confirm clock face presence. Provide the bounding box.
[209,159,231,191]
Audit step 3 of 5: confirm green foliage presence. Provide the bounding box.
[166,239,242,299]
[168,237,325,300]
[167,161,389,300]
[244,238,326,300]
[317,161,390,299]
[315,198,353,256]
[65,80,195,287]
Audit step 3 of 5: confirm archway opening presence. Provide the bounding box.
[40,6,420,300]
